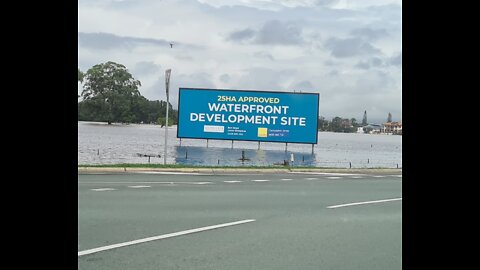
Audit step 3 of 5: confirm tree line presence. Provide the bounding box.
[317,116,359,133]
[78,61,177,125]
[78,61,390,133]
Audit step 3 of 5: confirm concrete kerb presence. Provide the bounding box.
[78,167,402,175]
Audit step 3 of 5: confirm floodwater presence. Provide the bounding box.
[78,121,402,168]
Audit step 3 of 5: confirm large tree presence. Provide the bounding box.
[80,62,141,124]
[78,68,84,83]
[362,110,368,125]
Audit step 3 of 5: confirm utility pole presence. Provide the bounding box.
[164,69,171,165]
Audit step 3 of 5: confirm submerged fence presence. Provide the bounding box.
[80,147,402,169]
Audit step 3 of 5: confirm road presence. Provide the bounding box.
[78,171,402,270]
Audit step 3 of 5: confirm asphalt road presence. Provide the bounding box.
[78,171,402,270]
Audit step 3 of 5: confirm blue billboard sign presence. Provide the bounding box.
[177,88,319,144]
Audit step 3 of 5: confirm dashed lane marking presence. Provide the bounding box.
[90,188,116,192]
[327,198,402,209]
[127,185,151,189]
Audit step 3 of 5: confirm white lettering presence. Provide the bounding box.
[190,113,198,121]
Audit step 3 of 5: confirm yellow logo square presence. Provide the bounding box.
[258,127,268,137]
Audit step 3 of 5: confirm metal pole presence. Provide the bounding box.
[258,141,260,150]
[164,69,171,165]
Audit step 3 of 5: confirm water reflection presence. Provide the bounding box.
[174,146,317,167]
[78,121,402,168]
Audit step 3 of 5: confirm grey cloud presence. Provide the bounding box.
[367,4,402,19]
[319,70,401,123]
[314,0,339,6]
[176,73,215,89]
[132,61,161,76]
[237,68,297,90]
[324,60,336,66]
[143,72,215,107]
[253,51,275,61]
[324,37,381,58]
[174,54,193,61]
[78,32,170,50]
[389,52,402,66]
[291,80,315,91]
[226,20,304,45]
[354,61,370,70]
[255,20,303,45]
[350,28,389,41]
[371,57,383,67]
[355,70,393,93]
[327,70,339,76]
[228,28,255,42]
[219,74,231,83]
[354,56,401,69]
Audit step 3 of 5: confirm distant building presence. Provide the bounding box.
[341,119,352,128]
[383,121,402,135]
[360,124,382,134]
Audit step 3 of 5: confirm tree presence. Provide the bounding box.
[387,112,392,122]
[317,116,329,131]
[78,68,84,83]
[80,62,141,124]
[362,110,367,125]
[351,118,357,127]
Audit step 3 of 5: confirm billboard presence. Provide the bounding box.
[177,88,319,144]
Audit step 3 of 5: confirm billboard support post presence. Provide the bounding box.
[164,69,171,165]
[311,144,314,154]
[285,143,288,152]
[258,141,260,150]
[231,140,234,149]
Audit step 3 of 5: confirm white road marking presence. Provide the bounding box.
[351,176,363,179]
[78,219,256,257]
[305,178,318,180]
[391,175,402,178]
[127,185,151,189]
[327,198,402,209]
[280,179,293,181]
[372,175,386,178]
[290,172,360,176]
[224,181,243,183]
[80,181,209,185]
[209,174,263,176]
[90,188,116,191]
[326,176,342,179]
[193,182,213,185]
[251,180,270,182]
[135,171,202,175]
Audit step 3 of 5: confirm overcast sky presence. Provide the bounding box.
[78,0,402,124]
